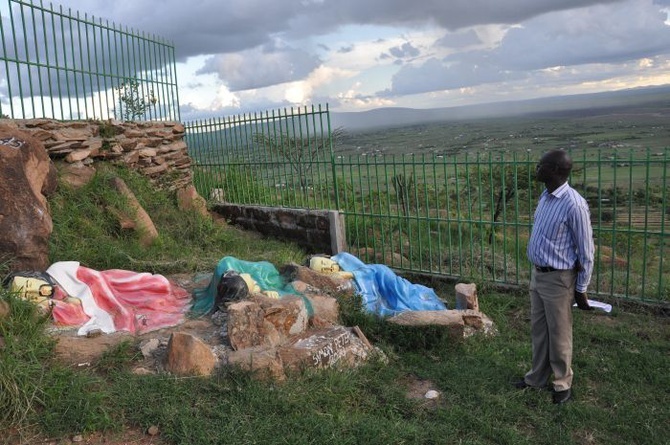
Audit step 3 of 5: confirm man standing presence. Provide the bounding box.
[516,149,594,404]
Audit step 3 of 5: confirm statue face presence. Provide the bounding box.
[309,256,341,273]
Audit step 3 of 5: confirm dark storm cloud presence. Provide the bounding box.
[60,0,624,59]
[0,3,175,117]
[16,0,669,109]
[196,43,322,91]
[386,57,527,95]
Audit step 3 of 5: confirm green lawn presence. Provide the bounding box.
[1,288,668,445]
[1,163,668,444]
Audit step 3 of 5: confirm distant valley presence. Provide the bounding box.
[330,84,670,132]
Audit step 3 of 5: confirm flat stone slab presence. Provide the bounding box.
[278,326,373,371]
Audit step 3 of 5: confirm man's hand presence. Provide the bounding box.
[574,291,593,310]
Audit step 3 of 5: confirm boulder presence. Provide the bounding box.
[280,263,355,298]
[227,300,282,350]
[59,161,96,189]
[65,148,92,163]
[255,294,308,338]
[303,293,340,326]
[176,185,209,218]
[278,326,374,372]
[108,177,159,247]
[455,283,479,311]
[165,332,217,376]
[0,125,57,271]
[227,346,285,381]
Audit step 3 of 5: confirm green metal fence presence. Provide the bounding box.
[187,104,338,210]
[188,106,670,304]
[0,0,179,120]
[336,150,669,304]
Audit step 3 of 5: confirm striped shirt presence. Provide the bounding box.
[527,182,594,292]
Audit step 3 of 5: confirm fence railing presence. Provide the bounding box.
[187,106,670,304]
[0,0,179,120]
[187,104,338,210]
[336,151,669,304]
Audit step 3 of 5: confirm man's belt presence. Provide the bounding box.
[534,265,559,273]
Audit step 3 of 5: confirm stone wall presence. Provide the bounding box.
[3,118,347,254]
[2,118,191,190]
[212,203,347,255]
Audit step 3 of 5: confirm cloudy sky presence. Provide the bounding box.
[17,0,670,119]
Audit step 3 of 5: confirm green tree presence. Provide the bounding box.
[114,78,157,121]
[485,164,533,243]
[253,127,345,193]
[391,173,414,216]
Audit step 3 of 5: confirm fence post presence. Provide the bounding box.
[328,210,347,254]
[326,103,340,211]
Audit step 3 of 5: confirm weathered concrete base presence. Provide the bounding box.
[211,204,346,254]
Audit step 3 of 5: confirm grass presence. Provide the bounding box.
[0,294,118,443]
[0,164,668,444]
[48,163,305,273]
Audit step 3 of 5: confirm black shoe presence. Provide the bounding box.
[552,388,572,404]
[513,378,531,389]
[514,377,549,390]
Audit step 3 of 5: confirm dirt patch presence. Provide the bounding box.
[71,428,165,445]
[52,329,135,366]
[8,427,168,445]
[588,311,619,326]
[402,374,443,410]
[51,316,223,370]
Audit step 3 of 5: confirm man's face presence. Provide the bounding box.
[535,159,555,182]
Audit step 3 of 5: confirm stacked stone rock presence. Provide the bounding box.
[158,266,496,380]
[4,119,192,190]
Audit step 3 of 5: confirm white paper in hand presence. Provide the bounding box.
[573,298,612,313]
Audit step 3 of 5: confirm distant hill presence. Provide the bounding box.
[330,85,670,131]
